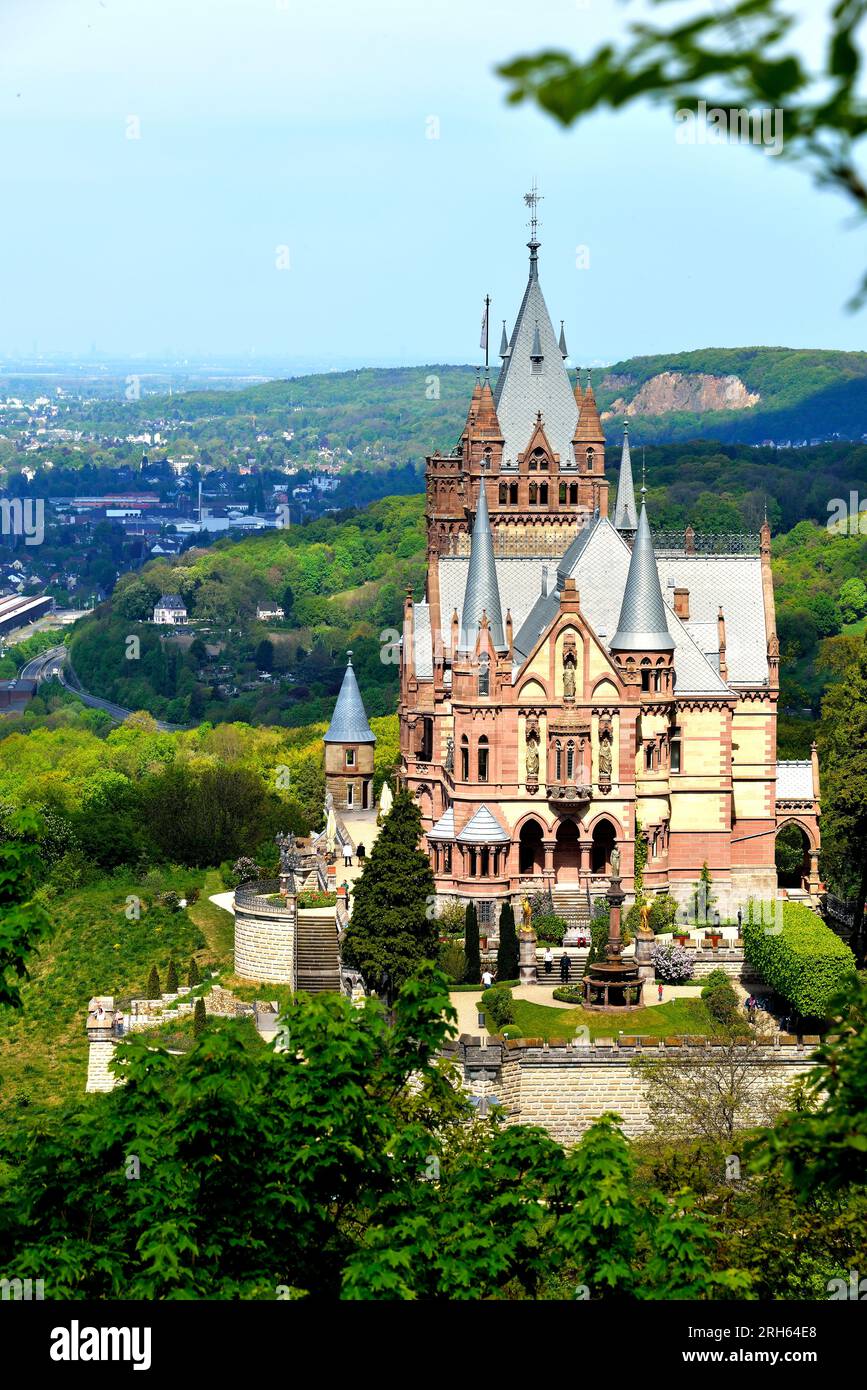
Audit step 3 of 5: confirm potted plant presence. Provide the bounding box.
[673,930,690,946]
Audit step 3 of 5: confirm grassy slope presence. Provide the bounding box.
[0,867,230,1129]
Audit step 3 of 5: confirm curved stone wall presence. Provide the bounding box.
[233,887,296,985]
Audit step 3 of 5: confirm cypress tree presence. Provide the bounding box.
[464,902,481,984]
[341,789,438,991]
[147,965,161,999]
[496,902,518,981]
[166,959,179,993]
[193,996,206,1038]
[188,957,200,988]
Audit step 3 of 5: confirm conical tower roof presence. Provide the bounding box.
[574,376,604,443]
[613,425,638,531]
[324,653,376,743]
[610,504,675,652]
[460,480,505,650]
[493,236,579,465]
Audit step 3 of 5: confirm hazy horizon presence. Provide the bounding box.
[2,0,863,364]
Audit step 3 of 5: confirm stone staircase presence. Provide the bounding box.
[296,911,341,994]
[553,884,592,929]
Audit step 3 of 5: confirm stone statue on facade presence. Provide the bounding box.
[445,736,454,774]
[609,846,621,879]
[598,737,612,781]
[563,656,576,699]
[525,738,539,781]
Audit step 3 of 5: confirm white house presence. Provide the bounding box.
[152,594,188,625]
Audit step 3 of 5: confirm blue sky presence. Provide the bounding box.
[0,0,862,368]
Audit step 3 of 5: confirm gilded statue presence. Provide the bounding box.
[521,896,533,932]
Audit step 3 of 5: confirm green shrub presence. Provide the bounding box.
[185,887,200,905]
[436,901,466,936]
[193,996,207,1038]
[147,965,161,999]
[700,969,740,1025]
[155,890,181,912]
[481,985,515,1028]
[533,912,568,945]
[438,941,466,984]
[166,959,179,993]
[649,894,679,934]
[743,900,856,1018]
[553,984,584,1004]
[500,1024,522,1039]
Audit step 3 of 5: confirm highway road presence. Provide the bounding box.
[19,645,182,732]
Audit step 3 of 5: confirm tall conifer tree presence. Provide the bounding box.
[464,902,481,984]
[341,789,438,989]
[496,902,518,981]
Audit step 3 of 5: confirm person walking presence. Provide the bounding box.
[657,981,664,1003]
[559,952,570,983]
[543,947,553,976]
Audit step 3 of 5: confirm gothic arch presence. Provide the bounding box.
[776,814,820,852]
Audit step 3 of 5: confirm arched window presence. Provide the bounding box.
[529,482,538,505]
[478,651,490,697]
[559,482,567,504]
[478,736,489,782]
[460,736,469,781]
[509,481,519,505]
[586,447,595,471]
[569,483,579,505]
[498,482,507,506]
[529,458,538,472]
[566,740,575,780]
[640,658,652,693]
[555,740,562,780]
[540,482,548,505]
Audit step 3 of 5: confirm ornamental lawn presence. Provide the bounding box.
[482,996,722,1041]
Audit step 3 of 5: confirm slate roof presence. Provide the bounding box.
[776,761,813,799]
[611,505,676,652]
[323,656,376,744]
[415,522,768,696]
[460,481,505,650]
[493,247,579,468]
[455,806,511,844]
[612,427,638,531]
[427,806,455,840]
[656,556,770,685]
[156,593,186,609]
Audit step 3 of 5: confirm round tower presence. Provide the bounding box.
[324,652,376,812]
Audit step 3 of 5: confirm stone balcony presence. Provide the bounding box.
[545,782,592,805]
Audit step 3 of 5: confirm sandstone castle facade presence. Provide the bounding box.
[393,213,821,933]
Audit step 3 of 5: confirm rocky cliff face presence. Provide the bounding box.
[603,371,760,418]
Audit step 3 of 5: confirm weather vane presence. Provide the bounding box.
[524,179,543,242]
[641,446,647,499]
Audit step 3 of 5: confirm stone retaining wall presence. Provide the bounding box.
[443,1035,815,1143]
[233,893,296,985]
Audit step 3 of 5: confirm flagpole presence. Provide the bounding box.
[484,294,490,372]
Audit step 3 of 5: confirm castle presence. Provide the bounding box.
[389,209,821,935]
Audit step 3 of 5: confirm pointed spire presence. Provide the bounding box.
[558,321,568,358]
[610,505,675,652]
[324,652,376,743]
[499,320,509,358]
[573,372,604,442]
[460,480,505,650]
[530,320,543,362]
[613,424,639,532]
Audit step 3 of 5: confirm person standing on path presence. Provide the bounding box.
[559,952,570,983]
[657,982,664,1003]
[342,841,353,870]
[543,947,553,976]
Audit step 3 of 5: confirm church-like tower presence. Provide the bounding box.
[324,653,376,812]
[425,204,607,560]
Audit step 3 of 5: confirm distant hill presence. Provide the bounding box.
[107,346,867,454]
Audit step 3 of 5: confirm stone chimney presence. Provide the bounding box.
[673,587,690,620]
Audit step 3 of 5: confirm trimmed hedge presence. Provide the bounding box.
[481,985,515,1028]
[744,900,856,1019]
